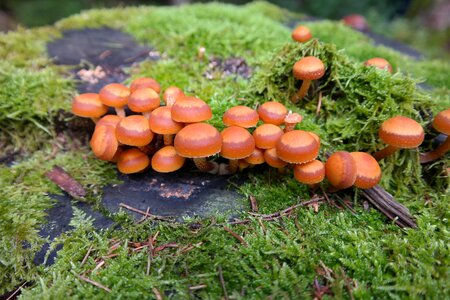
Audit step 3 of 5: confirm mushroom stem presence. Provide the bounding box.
[193,158,219,174]
[372,145,399,161]
[219,159,239,175]
[163,134,174,146]
[115,107,126,118]
[420,137,450,163]
[292,80,312,103]
[90,117,99,124]
[143,111,151,119]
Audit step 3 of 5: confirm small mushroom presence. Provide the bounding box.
[325,151,357,189]
[364,58,393,73]
[252,123,283,149]
[149,106,184,146]
[99,83,130,117]
[219,126,255,175]
[128,88,161,119]
[97,114,123,128]
[151,146,185,173]
[293,159,325,187]
[284,111,303,132]
[350,152,382,189]
[171,96,212,123]
[117,148,150,174]
[174,123,222,174]
[244,147,265,166]
[257,101,288,125]
[420,108,450,163]
[372,116,424,161]
[222,106,259,128]
[342,14,369,31]
[72,93,108,123]
[291,25,312,43]
[276,130,320,164]
[163,86,185,107]
[264,147,288,172]
[90,124,118,161]
[292,56,325,103]
[130,77,161,94]
[116,115,154,147]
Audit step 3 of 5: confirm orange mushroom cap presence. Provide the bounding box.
[294,160,325,185]
[128,88,160,113]
[220,126,255,160]
[171,96,212,123]
[96,115,123,128]
[90,124,118,161]
[163,86,185,106]
[222,106,259,128]
[130,77,161,94]
[253,124,283,149]
[291,25,312,43]
[174,123,222,158]
[149,106,183,135]
[264,148,288,168]
[379,116,424,149]
[116,115,153,146]
[151,146,185,173]
[342,14,369,31]
[72,93,108,118]
[293,56,325,81]
[432,108,450,135]
[364,58,393,73]
[245,147,265,165]
[350,152,382,189]
[257,101,288,125]
[99,83,130,108]
[325,151,357,189]
[117,148,150,174]
[276,130,320,164]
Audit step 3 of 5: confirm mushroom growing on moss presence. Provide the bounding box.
[99,83,130,117]
[291,25,312,43]
[130,77,161,94]
[253,124,283,150]
[163,86,185,107]
[219,126,255,175]
[372,116,424,161]
[222,106,259,128]
[420,108,450,163]
[257,101,288,126]
[364,58,393,73]
[292,56,325,103]
[276,130,320,164]
[72,93,108,123]
[294,159,325,186]
[284,112,303,132]
[128,88,161,119]
[350,152,382,189]
[174,123,222,174]
[171,96,212,123]
[325,151,357,190]
[264,147,288,171]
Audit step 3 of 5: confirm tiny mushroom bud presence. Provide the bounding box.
[130,77,161,94]
[222,106,259,128]
[294,159,325,185]
[252,123,284,149]
[72,93,108,123]
[90,124,118,161]
[325,151,357,189]
[163,86,185,107]
[364,58,393,73]
[264,147,288,171]
[350,152,382,189]
[128,88,160,119]
[219,126,255,175]
[284,111,303,132]
[420,108,450,163]
[291,25,312,43]
[257,101,288,125]
[117,148,150,174]
[171,96,212,123]
[342,14,369,31]
[245,147,265,166]
[276,130,320,164]
[149,106,184,146]
[174,123,222,174]
[116,115,154,146]
[292,56,325,103]
[99,83,130,117]
[151,146,185,173]
[373,116,424,161]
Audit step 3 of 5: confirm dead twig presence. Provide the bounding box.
[152,287,163,300]
[223,226,248,247]
[218,266,229,300]
[75,274,111,293]
[80,245,93,267]
[6,282,27,300]
[249,195,258,212]
[119,203,174,222]
[45,166,86,198]
[248,196,324,220]
[316,91,323,116]
[189,284,207,291]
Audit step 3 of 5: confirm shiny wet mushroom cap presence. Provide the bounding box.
[294,159,325,185]
[292,56,325,102]
[117,148,150,174]
[149,106,183,145]
[130,77,161,94]
[99,83,130,117]
[128,88,161,118]
[325,151,357,189]
[151,146,185,173]
[420,108,450,163]
[171,96,212,123]
[222,106,259,128]
[252,123,283,149]
[291,25,312,43]
[72,93,108,122]
[257,101,288,126]
[90,124,118,161]
[350,152,382,189]
[116,115,153,146]
[276,130,320,164]
[364,57,393,73]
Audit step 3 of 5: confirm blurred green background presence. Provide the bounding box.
[0,0,449,59]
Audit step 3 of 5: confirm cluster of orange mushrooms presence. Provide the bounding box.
[71,26,449,192]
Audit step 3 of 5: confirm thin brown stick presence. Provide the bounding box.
[248,197,324,219]
[316,91,322,116]
[137,207,150,224]
[80,245,93,267]
[75,274,111,293]
[189,284,207,291]
[6,282,27,300]
[147,235,154,276]
[218,266,229,300]
[223,226,248,247]
[93,260,105,272]
[119,203,174,222]
[249,195,259,212]
[152,287,163,300]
